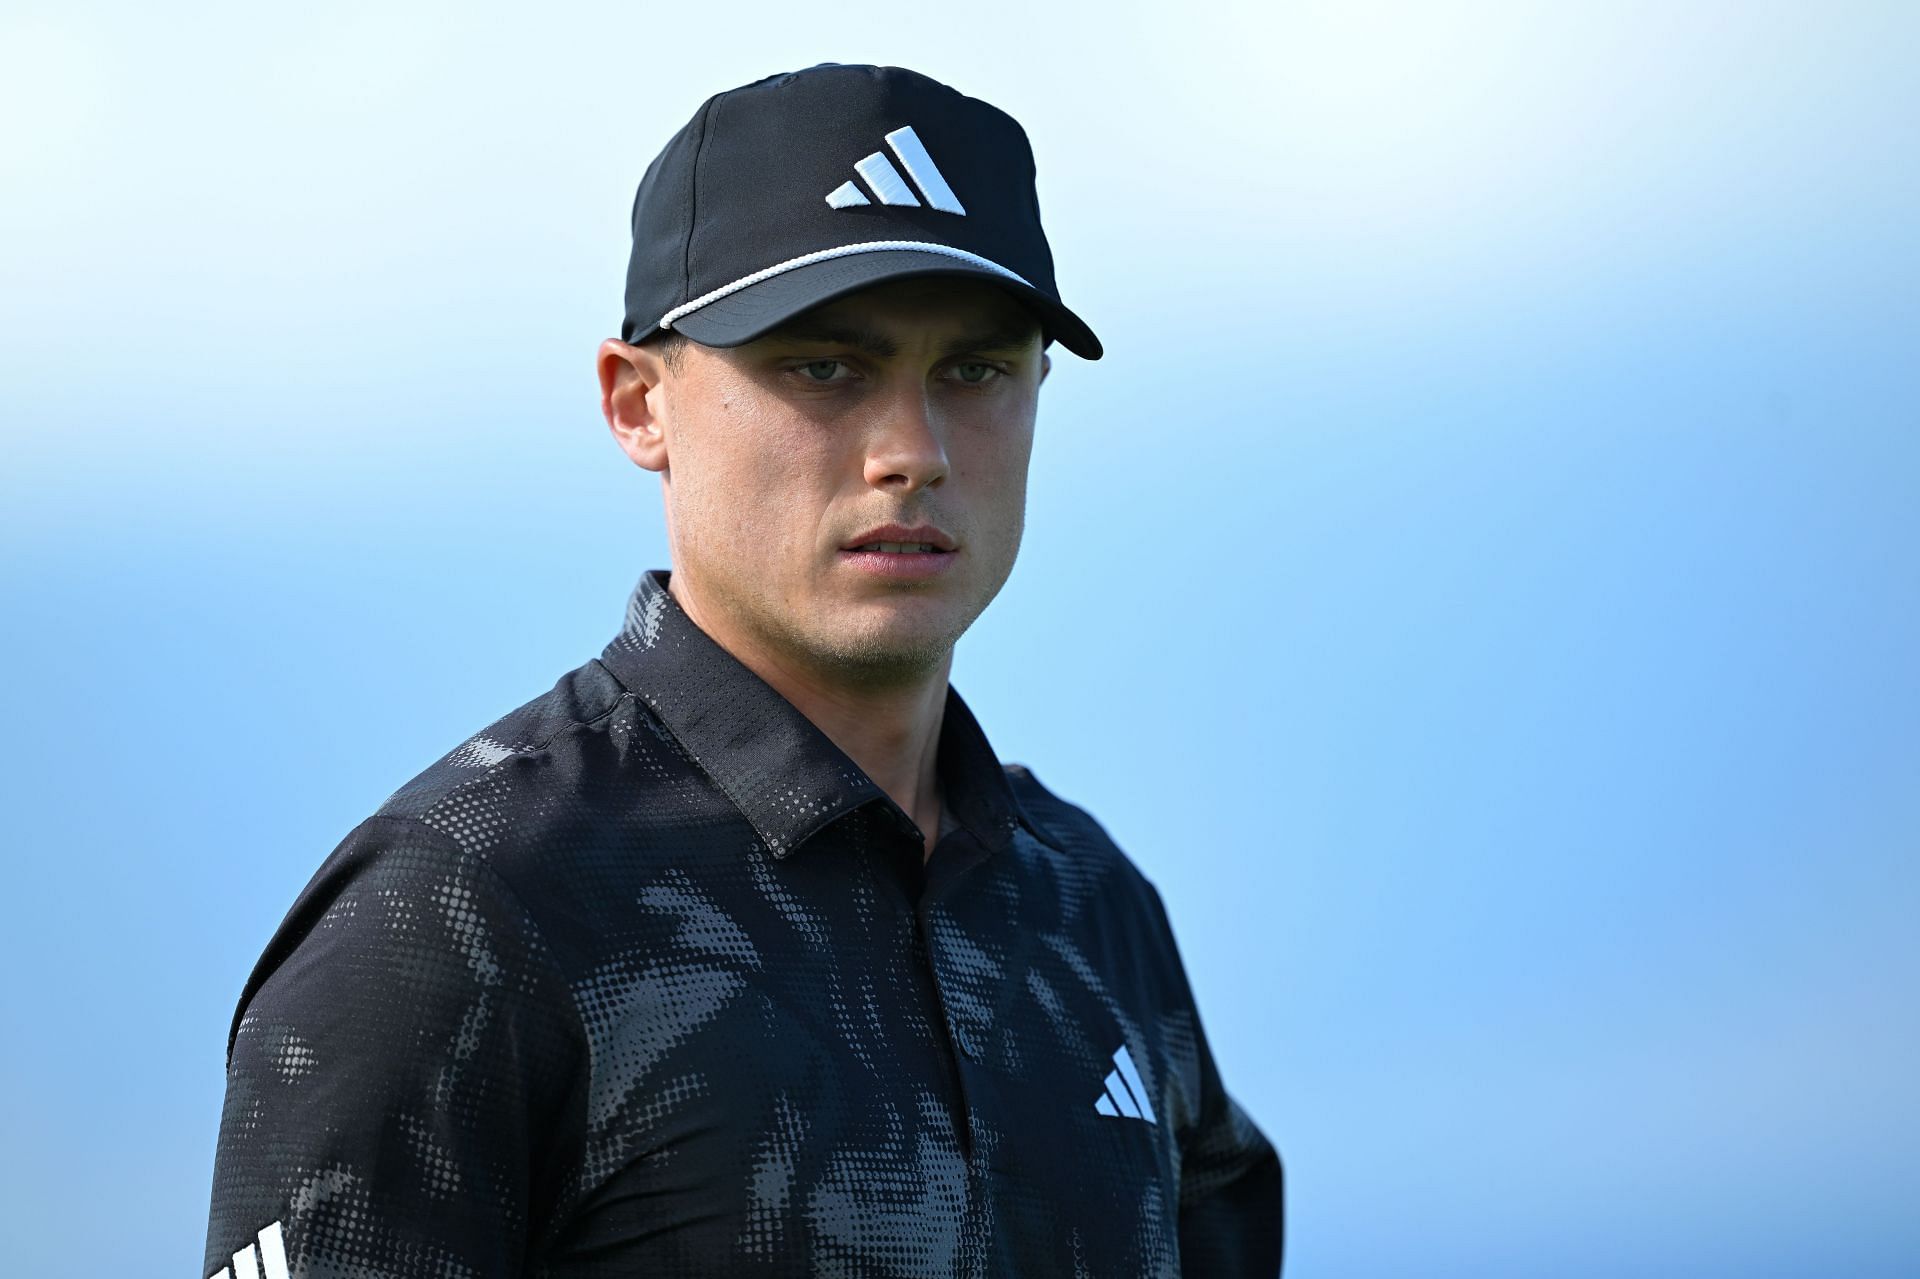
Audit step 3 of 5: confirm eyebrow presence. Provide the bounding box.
[762,318,1041,360]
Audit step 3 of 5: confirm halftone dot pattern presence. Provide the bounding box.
[204,570,1282,1276]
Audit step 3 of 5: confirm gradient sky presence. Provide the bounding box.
[3,3,1917,1275]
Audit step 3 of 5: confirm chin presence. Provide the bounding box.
[805,608,971,681]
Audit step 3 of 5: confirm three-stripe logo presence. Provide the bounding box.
[1094,1042,1158,1124]
[825,125,967,215]
[210,1219,289,1279]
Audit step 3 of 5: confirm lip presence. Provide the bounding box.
[836,523,959,582]
[839,523,958,553]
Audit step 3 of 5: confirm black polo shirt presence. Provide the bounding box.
[203,569,1283,1278]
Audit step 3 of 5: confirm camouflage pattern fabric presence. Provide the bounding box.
[204,569,1282,1277]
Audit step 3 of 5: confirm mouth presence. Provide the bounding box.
[846,541,950,555]
[837,525,960,580]
[838,524,959,554]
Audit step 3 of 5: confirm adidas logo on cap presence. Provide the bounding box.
[825,125,966,214]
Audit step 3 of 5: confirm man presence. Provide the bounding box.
[203,63,1282,1277]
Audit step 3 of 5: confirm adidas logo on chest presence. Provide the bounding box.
[1093,1042,1158,1124]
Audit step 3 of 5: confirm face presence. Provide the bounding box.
[599,276,1050,688]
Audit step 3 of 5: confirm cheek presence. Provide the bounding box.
[957,415,1035,513]
[672,398,845,562]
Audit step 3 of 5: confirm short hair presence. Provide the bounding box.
[649,329,690,374]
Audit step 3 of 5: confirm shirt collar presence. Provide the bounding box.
[597,569,1034,859]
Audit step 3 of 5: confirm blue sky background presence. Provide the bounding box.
[3,3,1917,1274]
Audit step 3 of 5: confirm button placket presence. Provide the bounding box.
[949,1016,980,1061]
[919,837,995,1072]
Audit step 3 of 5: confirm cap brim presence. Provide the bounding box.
[663,249,1103,360]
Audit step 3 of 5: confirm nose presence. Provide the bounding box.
[862,387,949,493]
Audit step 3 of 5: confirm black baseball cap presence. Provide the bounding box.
[621,64,1102,360]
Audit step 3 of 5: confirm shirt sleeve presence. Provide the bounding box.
[1145,882,1287,1277]
[202,815,586,1279]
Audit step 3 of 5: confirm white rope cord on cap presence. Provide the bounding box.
[656,240,1036,331]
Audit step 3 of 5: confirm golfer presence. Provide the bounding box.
[203,63,1282,1277]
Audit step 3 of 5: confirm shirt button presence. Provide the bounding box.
[951,1021,979,1061]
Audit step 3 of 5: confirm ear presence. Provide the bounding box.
[1039,350,1052,385]
[598,338,672,473]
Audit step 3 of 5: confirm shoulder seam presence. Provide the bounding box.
[381,678,632,824]
[466,667,631,762]
[1000,764,1073,855]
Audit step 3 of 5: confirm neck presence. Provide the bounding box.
[670,575,949,858]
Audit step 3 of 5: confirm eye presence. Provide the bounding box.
[947,361,1004,385]
[794,359,853,383]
